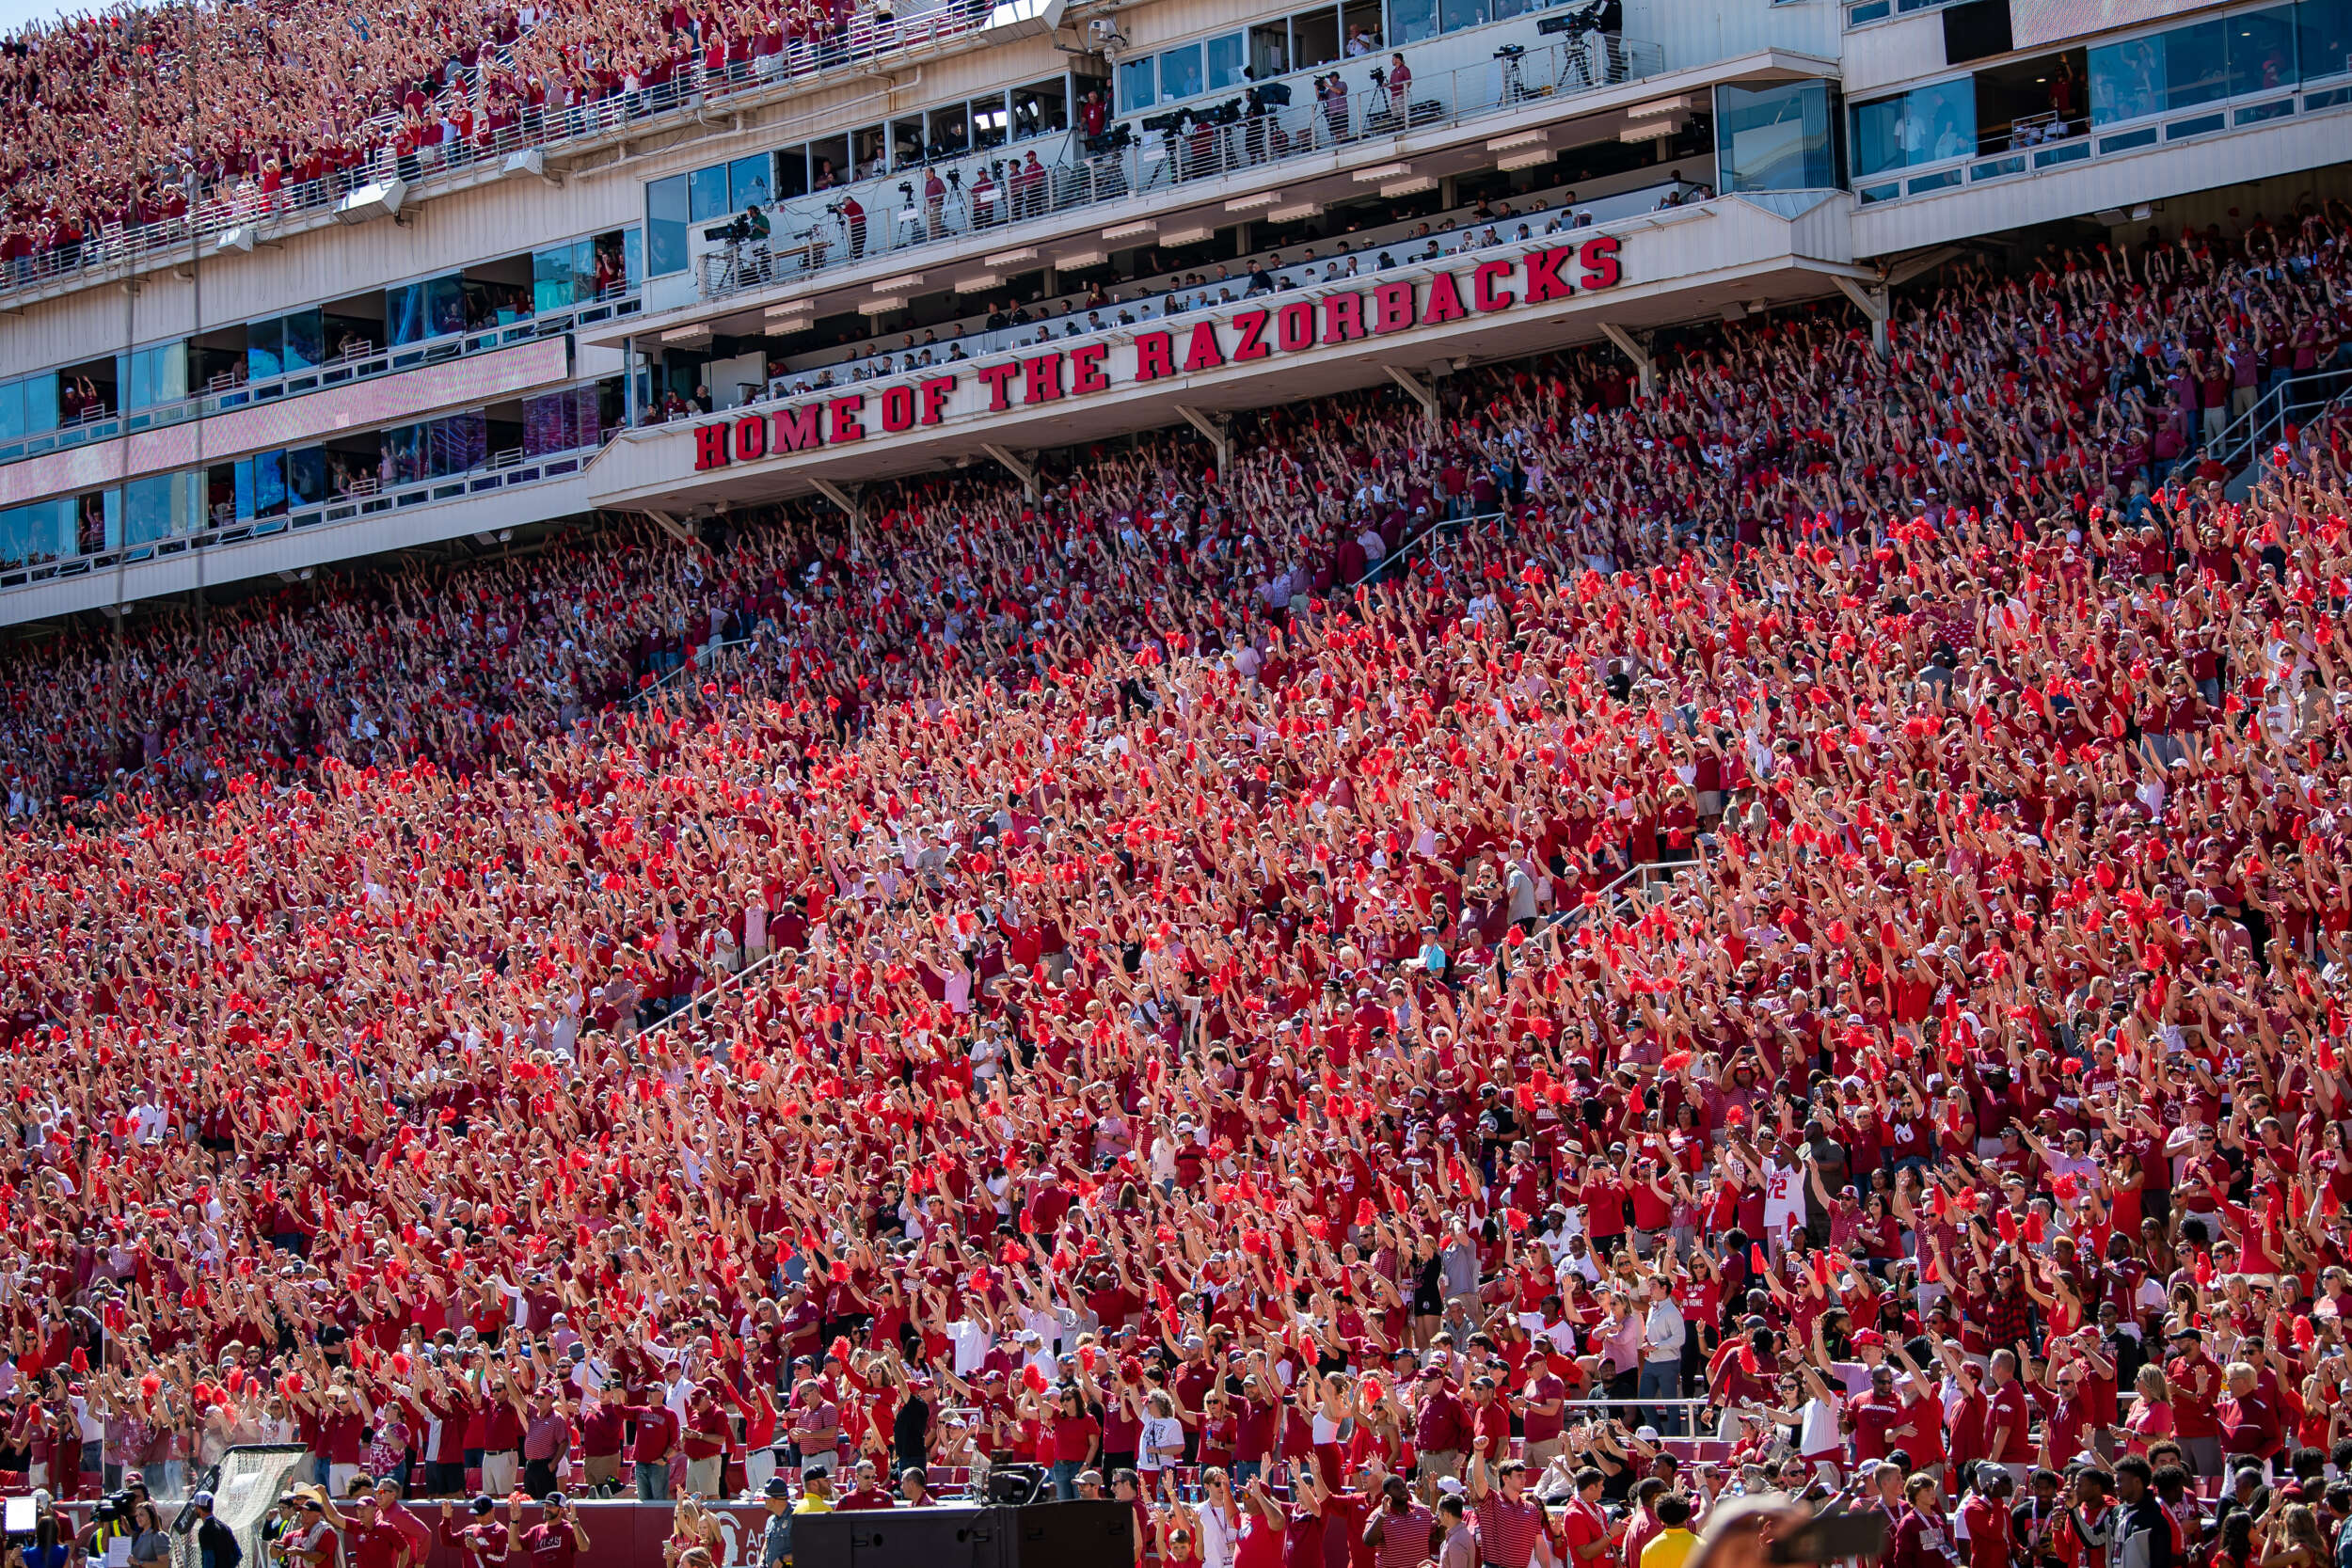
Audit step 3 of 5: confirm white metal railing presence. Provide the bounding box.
[1854,74,2352,207]
[672,198,1708,433]
[767,177,1685,392]
[0,431,612,591]
[0,0,1008,304]
[0,290,641,469]
[693,29,1660,302]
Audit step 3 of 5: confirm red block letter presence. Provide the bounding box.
[1473,260,1517,313]
[828,394,866,444]
[1522,246,1578,305]
[1322,293,1365,345]
[1372,280,1415,334]
[1231,309,1272,362]
[1420,273,1468,327]
[880,384,916,433]
[772,404,824,452]
[1023,353,1066,404]
[693,422,731,471]
[733,413,766,461]
[1579,234,1623,291]
[918,375,956,425]
[1135,331,1176,382]
[1277,301,1316,352]
[1069,343,1110,394]
[977,362,1020,412]
[1183,322,1226,373]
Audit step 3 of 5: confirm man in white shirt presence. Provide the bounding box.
[1638,1277,1688,1435]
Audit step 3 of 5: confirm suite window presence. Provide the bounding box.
[1118,56,1156,114]
[646,174,691,276]
[1849,76,1976,176]
[1717,79,1842,191]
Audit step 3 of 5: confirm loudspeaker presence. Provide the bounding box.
[789,1502,1135,1568]
[1001,1500,1135,1568]
[792,1504,1008,1568]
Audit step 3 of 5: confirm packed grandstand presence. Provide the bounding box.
[8,0,2352,1563]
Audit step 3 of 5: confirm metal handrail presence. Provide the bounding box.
[0,290,641,469]
[692,30,1659,303]
[2207,364,2352,473]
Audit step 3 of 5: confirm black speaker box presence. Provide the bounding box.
[790,1500,1134,1568]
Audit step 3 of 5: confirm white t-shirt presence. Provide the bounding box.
[1136,1414,1184,1471]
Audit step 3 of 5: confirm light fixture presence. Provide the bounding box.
[1224,190,1282,211]
[660,324,712,342]
[955,272,1004,293]
[1266,201,1323,223]
[982,245,1039,266]
[859,295,908,315]
[1619,119,1680,142]
[1381,176,1437,198]
[1160,225,1216,246]
[1057,249,1107,270]
[1625,94,1691,119]
[869,272,924,293]
[1102,219,1158,241]
[1498,149,1553,172]
[1486,129,1547,150]
[1352,162,1410,183]
[765,301,813,320]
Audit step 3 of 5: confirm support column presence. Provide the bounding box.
[981,443,1039,499]
[1598,322,1656,396]
[1830,277,1891,357]
[1172,404,1232,474]
[811,478,867,556]
[623,336,639,427]
[644,509,695,545]
[1383,365,1438,437]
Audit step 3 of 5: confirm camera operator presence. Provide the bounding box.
[1385,53,1410,119]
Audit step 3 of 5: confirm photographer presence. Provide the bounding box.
[1385,54,1409,121]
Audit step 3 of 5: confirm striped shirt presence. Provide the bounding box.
[1475,1495,1547,1568]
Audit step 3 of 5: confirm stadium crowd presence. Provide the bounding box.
[1,204,2351,1568]
[0,0,967,284]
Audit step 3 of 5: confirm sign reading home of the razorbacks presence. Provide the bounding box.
[691,236,1622,471]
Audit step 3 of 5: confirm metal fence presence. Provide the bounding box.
[695,31,1661,301]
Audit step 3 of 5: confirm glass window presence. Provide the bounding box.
[247,316,285,382]
[533,245,578,314]
[0,380,23,443]
[23,373,56,436]
[1294,8,1341,66]
[2227,4,2299,93]
[287,446,327,508]
[1012,78,1069,137]
[728,154,774,211]
[1204,34,1248,91]
[927,103,973,158]
[1250,22,1292,76]
[890,117,926,167]
[382,423,426,488]
[120,343,187,411]
[1849,76,1976,176]
[0,499,72,566]
[647,174,691,276]
[1159,42,1205,102]
[1716,79,1841,191]
[386,279,460,345]
[2303,0,2352,82]
[1118,56,1156,114]
[282,309,323,373]
[689,163,732,221]
[1342,0,1383,49]
[121,472,194,545]
[2090,35,2166,121]
[1441,0,1485,29]
[623,228,645,289]
[972,92,1011,148]
[2166,18,2232,105]
[252,450,289,516]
